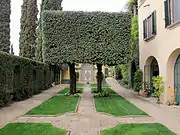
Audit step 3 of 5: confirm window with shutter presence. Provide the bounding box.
[164,0,180,27]
[143,19,147,39]
[152,11,156,35]
[164,0,171,27]
[143,11,157,40]
[173,0,180,23]
[147,16,152,37]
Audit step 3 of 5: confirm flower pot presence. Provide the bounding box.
[139,90,148,97]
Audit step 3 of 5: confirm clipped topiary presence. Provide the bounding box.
[42,11,131,65]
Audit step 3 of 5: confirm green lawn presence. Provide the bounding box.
[0,123,67,135]
[101,123,175,135]
[94,95,147,116]
[76,84,107,88]
[90,84,107,88]
[27,95,79,115]
[76,84,85,87]
[58,87,83,94]
[92,87,117,94]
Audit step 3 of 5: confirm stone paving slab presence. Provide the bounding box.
[0,84,68,126]
[116,116,156,124]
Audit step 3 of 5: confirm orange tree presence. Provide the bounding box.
[42,11,131,94]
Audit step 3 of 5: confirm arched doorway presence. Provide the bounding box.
[150,58,159,94]
[167,48,180,105]
[144,56,159,95]
[174,55,180,104]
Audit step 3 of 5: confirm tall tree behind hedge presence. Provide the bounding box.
[43,0,62,10]
[35,0,44,62]
[19,0,38,59]
[0,0,11,52]
[36,0,62,61]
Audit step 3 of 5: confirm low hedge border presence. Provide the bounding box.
[0,51,54,107]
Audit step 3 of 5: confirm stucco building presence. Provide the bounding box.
[61,64,113,84]
[138,0,180,104]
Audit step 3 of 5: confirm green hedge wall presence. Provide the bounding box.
[0,0,11,52]
[0,51,54,107]
[42,11,131,65]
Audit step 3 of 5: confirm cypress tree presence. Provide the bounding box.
[0,0,11,52]
[19,0,28,56]
[36,0,62,62]
[19,0,38,59]
[35,0,44,62]
[43,0,63,10]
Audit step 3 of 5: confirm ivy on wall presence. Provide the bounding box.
[42,11,131,65]
[0,0,11,52]
[115,0,139,89]
[131,15,139,66]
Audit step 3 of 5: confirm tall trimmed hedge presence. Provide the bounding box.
[0,0,11,52]
[42,11,131,65]
[0,51,54,107]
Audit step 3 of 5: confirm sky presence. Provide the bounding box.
[10,0,128,55]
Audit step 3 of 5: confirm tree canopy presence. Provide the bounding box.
[42,11,131,65]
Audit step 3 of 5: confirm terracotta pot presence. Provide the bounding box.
[139,90,148,97]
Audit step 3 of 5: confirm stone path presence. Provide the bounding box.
[11,85,155,135]
[0,84,68,126]
[106,77,180,135]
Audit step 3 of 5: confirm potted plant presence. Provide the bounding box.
[134,69,143,92]
[138,81,150,97]
[139,89,148,97]
[152,76,164,104]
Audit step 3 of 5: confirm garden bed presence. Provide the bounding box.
[94,95,147,116]
[58,87,84,94]
[0,123,67,135]
[101,123,175,135]
[27,95,79,115]
[91,87,116,94]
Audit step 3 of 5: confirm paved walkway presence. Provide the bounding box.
[0,84,68,126]
[11,85,155,135]
[106,77,180,135]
